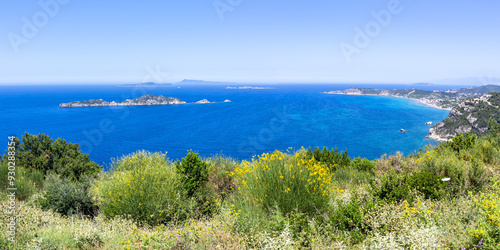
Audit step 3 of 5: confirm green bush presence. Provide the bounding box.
[40,174,98,217]
[93,151,186,226]
[205,155,237,203]
[5,133,101,180]
[305,147,350,171]
[372,170,411,203]
[350,157,375,173]
[472,139,500,165]
[333,166,374,189]
[418,149,489,196]
[175,150,209,197]
[329,197,367,244]
[444,132,477,154]
[0,161,44,201]
[373,170,448,203]
[407,171,448,200]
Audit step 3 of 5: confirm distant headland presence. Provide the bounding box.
[324,85,500,110]
[226,86,274,90]
[59,94,228,108]
[118,82,173,87]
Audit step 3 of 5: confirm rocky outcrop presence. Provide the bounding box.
[428,93,500,141]
[59,95,186,108]
[195,99,211,104]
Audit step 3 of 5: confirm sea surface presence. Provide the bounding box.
[0,83,454,169]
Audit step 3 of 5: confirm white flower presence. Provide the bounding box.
[441,177,451,181]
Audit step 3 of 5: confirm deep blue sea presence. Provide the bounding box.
[0,83,454,169]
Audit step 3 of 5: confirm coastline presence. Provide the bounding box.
[323,92,452,111]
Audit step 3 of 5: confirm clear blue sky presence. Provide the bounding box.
[0,0,499,84]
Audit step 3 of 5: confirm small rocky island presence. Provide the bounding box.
[59,95,213,108]
[325,85,500,110]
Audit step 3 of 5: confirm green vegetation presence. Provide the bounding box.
[93,151,187,226]
[1,130,500,249]
[2,132,101,180]
[175,150,209,197]
[39,174,97,217]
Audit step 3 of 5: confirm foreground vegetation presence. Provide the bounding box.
[1,126,500,249]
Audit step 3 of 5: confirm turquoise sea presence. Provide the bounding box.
[0,83,453,168]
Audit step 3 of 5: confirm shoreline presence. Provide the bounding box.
[323,92,452,111]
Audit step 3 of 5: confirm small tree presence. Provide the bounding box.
[448,132,477,154]
[6,132,101,180]
[488,118,500,136]
[175,150,209,197]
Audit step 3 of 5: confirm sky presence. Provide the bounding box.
[0,0,499,84]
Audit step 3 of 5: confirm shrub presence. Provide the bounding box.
[472,139,500,165]
[350,157,376,173]
[205,155,237,202]
[329,193,369,244]
[305,147,350,171]
[92,151,186,226]
[333,166,374,189]
[445,132,477,154]
[40,174,98,217]
[0,161,44,201]
[372,170,411,203]
[231,150,333,216]
[372,170,448,203]
[175,150,209,197]
[5,133,101,180]
[418,149,489,196]
[469,180,500,248]
[406,171,448,200]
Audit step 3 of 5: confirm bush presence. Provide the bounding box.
[329,193,372,244]
[444,132,477,154]
[175,150,209,197]
[418,149,489,196]
[472,139,500,165]
[470,180,500,248]
[372,170,410,202]
[5,133,101,180]
[231,150,333,216]
[40,174,98,217]
[305,147,350,171]
[92,151,186,226]
[350,157,376,173]
[372,170,447,203]
[205,155,237,203]
[0,161,44,201]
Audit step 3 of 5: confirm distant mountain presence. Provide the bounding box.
[176,79,228,85]
[428,92,500,141]
[119,82,173,87]
[427,77,500,86]
[411,82,436,86]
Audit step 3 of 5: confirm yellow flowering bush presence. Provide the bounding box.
[231,150,333,215]
[469,180,500,248]
[92,151,186,226]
